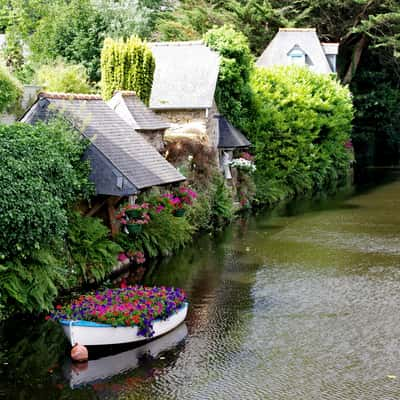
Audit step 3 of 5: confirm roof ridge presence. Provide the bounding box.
[39,92,103,100]
[279,28,316,32]
[149,40,204,47]
[114,90,138,97]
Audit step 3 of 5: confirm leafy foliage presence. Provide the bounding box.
[101,36,155,103]
[116,204,194,258]
[154,0,282,55]
[351,50,400,166]
[250,66,353,202]
[34,61,92,94]
[0,65,22,113]
[204,25,255,130]
[27,0,107,82]
[0,249,66,314]
[65,212,122,286]
[208,174,234,226]
[0,120,92,260]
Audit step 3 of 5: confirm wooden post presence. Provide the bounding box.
[107,197,122,237]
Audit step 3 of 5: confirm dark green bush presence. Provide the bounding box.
[0,120,92,260]
[250,66,353,203]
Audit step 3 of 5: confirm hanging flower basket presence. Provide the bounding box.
[127,223,142,234]
[125,208,142,219]
[173,208,186,217]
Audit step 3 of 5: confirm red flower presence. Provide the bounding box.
[56,305,62,310]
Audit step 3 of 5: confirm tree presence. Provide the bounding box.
[101,36,155,103]
[203,26,255,130]
[271,0,400,83]
[35,61,92,94]
[154,0,283,54]
[0,65,22,113]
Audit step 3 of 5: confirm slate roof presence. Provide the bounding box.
[107,91,169,131]
[216,116,251,149]
[148,41,220,110]
[256,28,337,74]
[20,93,185,196]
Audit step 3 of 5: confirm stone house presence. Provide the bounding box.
[256,28,339,74]
[148,41,221,147]
[148,40,251,175]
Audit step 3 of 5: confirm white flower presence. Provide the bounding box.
[230,158,256,173]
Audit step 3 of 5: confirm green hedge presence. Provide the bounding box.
[250,66,354,202]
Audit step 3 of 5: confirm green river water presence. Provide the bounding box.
[1,168,400,400]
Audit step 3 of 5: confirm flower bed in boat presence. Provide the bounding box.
[49,286,187,337]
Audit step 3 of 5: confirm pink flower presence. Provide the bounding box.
[155,205,165,213]
[118,253,129,262]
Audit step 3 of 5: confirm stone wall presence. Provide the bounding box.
[137,129,166,153]
[155,103,220,148]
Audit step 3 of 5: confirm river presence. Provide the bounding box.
[1,168,400,399]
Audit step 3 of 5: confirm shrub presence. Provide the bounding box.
[115,196,194,259]
[101,36,155,103]
[0,119,92,260]
[209,174,234,227]
[35,61,92,94]
[65,212,122,286]
[0,65,22,113]
[250,66,353,202]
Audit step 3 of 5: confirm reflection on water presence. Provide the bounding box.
[1,168,400,399]
[65,323,188,389]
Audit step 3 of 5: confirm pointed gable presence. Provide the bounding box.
[107,91,169,131]
[257,28,336,74]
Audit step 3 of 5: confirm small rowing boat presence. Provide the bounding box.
[60,302,188,346]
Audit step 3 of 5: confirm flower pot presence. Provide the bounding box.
[126,209,142,219]
[127,224,142,234]
[173,208,185,217]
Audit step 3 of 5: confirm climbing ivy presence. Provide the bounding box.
[101,36,155,104]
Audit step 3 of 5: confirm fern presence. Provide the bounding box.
[65,212,122,286]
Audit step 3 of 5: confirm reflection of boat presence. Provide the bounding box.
[60,302,188,346]
[65,323,188,388]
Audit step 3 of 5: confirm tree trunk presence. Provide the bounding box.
[343,34,368,84]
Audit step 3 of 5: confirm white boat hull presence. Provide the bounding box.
[60,302,188,346]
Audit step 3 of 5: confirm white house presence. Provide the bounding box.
[256,28,339,74]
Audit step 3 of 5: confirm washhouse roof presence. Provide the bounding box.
[148,41,220,110]
[256,28,337,74]
[107,91,170,131]
[20,92,185,196]
[216,116,251,149]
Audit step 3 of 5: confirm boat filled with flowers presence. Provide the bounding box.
[49,286,188,346]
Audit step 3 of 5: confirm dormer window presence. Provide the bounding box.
[288,45,306,65]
